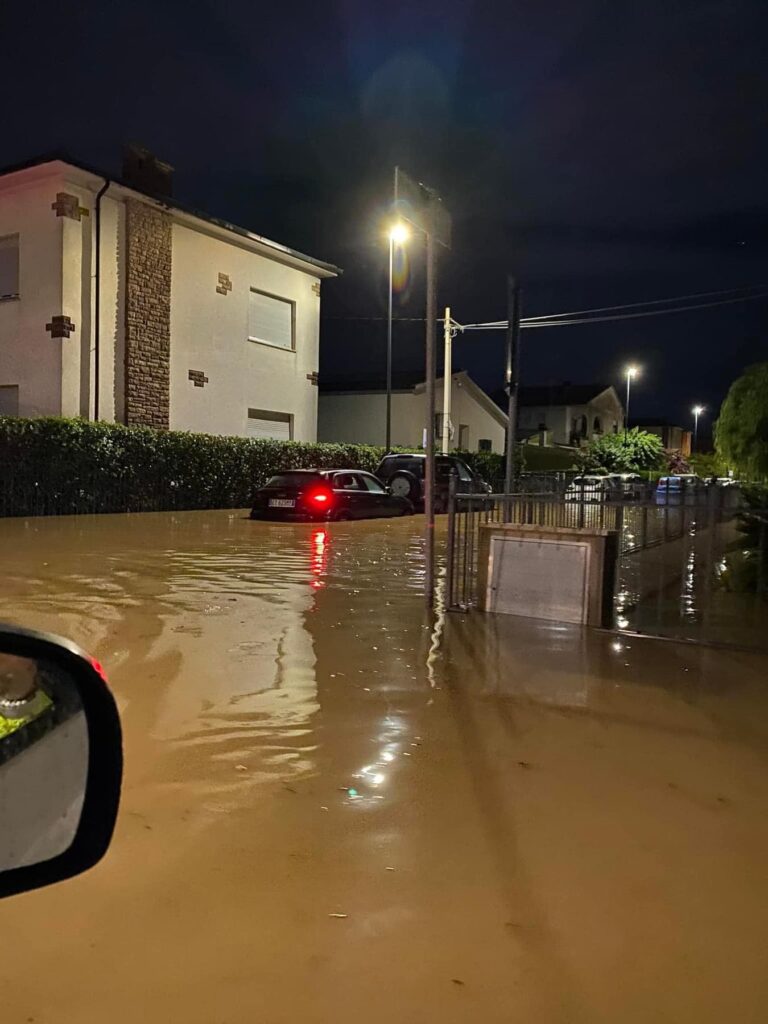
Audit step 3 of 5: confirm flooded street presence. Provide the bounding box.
[1,509,767,1023]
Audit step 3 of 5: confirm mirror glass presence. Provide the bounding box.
[0,652,88,871]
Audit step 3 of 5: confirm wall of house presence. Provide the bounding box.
[587,391,623,437]
[0,174,66,417]
[447,379,506,451]
[169,222,321,439]
[519,393,624,446]
[518,405,570,444]
[318,377,506,451]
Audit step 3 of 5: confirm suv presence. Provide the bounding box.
[375,453,491,512]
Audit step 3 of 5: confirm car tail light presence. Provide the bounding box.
[308,488,332,507]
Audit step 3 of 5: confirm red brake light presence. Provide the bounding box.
[309,489,332,505]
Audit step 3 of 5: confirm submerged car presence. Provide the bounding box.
[374,453,491,512]
[565,475,613,502]
[655,475,705,505]
[250,469,413,521]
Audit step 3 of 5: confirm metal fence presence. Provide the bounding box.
[444,484,763,635]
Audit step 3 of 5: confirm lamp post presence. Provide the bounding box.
[624,365,639,436]
[692,405,705,452]
[386,222,410,451]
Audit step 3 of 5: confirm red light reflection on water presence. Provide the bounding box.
[310,528,328,589]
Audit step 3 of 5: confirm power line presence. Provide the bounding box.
[460,290,768,331]
[321,286,768,329]
[522,284,768,323]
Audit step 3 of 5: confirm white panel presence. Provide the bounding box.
[488,537,590,624]
[248,290,293,350]
[247,414,291,441]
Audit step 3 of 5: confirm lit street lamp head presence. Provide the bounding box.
[626,365,639,379]
[389,222,410,245]
[693,404,705,416]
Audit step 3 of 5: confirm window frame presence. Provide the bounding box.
[246,408,293,441]
[247,288,296,352]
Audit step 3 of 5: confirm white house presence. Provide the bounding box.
[0,149,339,439]
[319,371,508,452]
[516,384,624,447]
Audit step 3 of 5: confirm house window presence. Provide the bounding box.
[478,438,492,452]
[593,416,602,433]
[0,235,19,299]
[248,289,295,350]
[246,408,292,441]
[458,424,469,449]
[0,385,19,416]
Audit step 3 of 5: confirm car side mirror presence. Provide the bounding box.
[0,625,122,900]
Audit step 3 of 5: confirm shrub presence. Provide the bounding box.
[0,416,386,517]
[579,428,666,473]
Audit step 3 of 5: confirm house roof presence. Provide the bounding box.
[516,384,614,406]
[321,370,509,428]
[0,151,341,278]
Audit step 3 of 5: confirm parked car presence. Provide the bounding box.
[607,473,646,500]
[250,469,413,522]
[374,453,491,512]
[565,475,613,502]
[654,474,705,505]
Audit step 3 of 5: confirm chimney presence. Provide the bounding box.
[122,144,174,197]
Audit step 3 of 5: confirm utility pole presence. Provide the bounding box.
[504,277,521,494]
[424,231,437,606]
[441,306,452,455]
[386,229,394,450]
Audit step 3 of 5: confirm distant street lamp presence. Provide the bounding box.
[386,222,410,450]
[692,404,705,452]
[624,366,639,436]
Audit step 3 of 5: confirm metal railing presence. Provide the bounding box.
[445,482,745,613]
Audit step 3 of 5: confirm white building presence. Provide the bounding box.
[0,149,339,438]
[517,384,624,447]
[319,370,508,452]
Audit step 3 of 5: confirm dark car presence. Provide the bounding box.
[250,469,414,522]
[374,453,491,512]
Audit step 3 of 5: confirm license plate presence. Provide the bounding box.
[269,499,295,508]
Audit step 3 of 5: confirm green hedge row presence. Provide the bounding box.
[0,416,537,517]
[0,417,387,517]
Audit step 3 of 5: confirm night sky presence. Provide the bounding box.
[3,0,768,440]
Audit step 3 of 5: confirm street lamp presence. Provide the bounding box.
[386,222,410,450]
[692,405,705,452]
[624,365,639,435]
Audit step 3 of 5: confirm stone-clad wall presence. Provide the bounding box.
[124,199,172,428]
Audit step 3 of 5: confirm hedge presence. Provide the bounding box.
[0,417,387,517]
[0,416,564,517]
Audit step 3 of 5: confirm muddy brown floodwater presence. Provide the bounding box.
[1,509,767,1023]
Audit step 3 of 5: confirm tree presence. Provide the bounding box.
[715,362,768,481]
[580,428,666,473]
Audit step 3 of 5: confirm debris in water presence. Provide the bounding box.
[328,913,348,919]
[235,764,248,771]
[517,761,531,769]
[320,805,329,811]
[385,866,395,871]
[451,978,465,986]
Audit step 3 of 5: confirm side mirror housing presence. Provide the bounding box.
[0,625,122,900]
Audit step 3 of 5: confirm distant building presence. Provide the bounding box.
[632,420,692,457]
[319,371,508,452]
[502,383,624,447]
[0,148,339,438]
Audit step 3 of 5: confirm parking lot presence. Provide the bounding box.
[1,509,767,1023]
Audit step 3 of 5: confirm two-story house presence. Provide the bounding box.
[0,148,339,439]
[514,384,624,446]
